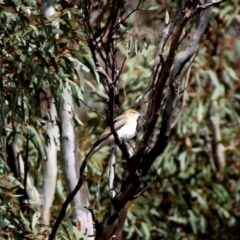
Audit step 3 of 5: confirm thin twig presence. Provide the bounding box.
[96,65,113,87]
[194,0,224,13]
[131,176,156,200]
[170,52,196,129]
[105,67,131,162]
[85,80,109,100]
[77,98,105,121]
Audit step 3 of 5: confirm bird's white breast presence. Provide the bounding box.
[95,113,139,150]
[116,119,137,140]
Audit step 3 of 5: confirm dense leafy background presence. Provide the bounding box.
[0,0,240,239]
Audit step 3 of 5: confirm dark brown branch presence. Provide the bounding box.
[111,0,216,212]
[141,1,214,175]
[96,65,132,163]
[130,19,187,175]
[134,21,176,109]
[108,79,131,162]
[48,173,87,240]
[51,1,223,239]
[193,0,224,14]
[86,206,99,227]
[132,176,156,200]
[109,13,188,212]
[114,202,130,240]
[96,64,111,93]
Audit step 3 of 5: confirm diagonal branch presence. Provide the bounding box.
[141,2,214,174]
[112,0,216,211]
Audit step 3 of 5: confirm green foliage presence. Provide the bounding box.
[0,0,240,239]
[0,159,35,239]
[0,159,90,239]
[0,0,93,238]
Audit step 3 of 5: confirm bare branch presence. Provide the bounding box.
[111,0,216,212]
[142,0,214,172]
[193,0,225,14]
[96,64,112,92]
[132,176,156,200]
[77,98,106,121]
[85,79,109,100]
[134,21,176,111]
[171,52,197,129]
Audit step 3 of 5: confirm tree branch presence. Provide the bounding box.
[111,0,216,212]
[85,79,109,100]
[48,173,87,240]
[141,1,214,174]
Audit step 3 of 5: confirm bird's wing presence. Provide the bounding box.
[93,116,127,146]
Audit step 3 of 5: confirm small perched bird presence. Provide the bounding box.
[84,109,141,162]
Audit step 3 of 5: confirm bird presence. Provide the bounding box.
[84,109,141,162]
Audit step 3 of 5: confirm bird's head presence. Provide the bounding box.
[123,109,141,119]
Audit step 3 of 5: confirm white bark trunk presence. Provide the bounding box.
[59,84,94,237]
[40,0,93,235]
[40,0,59,225]
[41,96,59,225]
